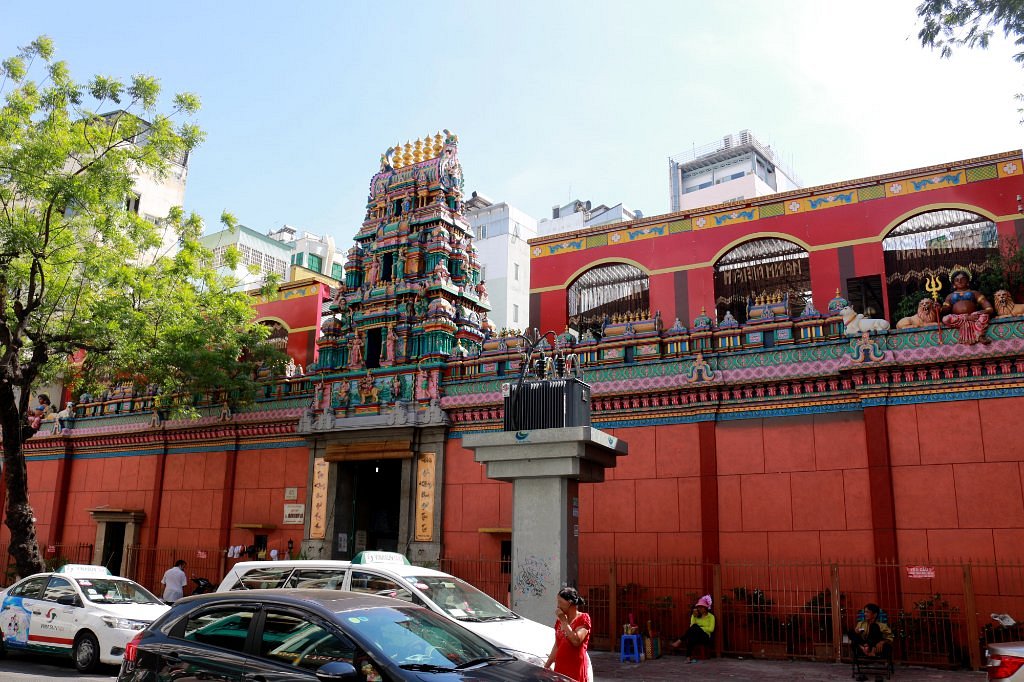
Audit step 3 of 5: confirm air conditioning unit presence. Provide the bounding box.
[502,379,591,431]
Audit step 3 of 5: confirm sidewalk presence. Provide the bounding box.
[590,651,986,680]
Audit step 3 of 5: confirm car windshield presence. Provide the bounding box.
[407,575,515,621]
[76,578,161,605]
[339,605,503,670]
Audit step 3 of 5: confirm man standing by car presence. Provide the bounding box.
[160,559,188,603]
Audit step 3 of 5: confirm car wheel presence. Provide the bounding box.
[73,631,100,673]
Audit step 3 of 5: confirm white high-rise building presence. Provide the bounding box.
[537,199,639,237]
[463,192,538,332]
[669,130,801,212]
[267,225,345,281]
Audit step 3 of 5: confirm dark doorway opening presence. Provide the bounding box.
[334,458,403,559]
[353,459,402,554]
[846,275,886,318]
[381,253,394,282]
[366,328,383,369]
[102,522,126,575]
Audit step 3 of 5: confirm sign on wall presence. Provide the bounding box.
[415,452,437,542]
[310,459,329,539]
[283,504,305,525]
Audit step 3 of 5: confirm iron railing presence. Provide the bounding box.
[439,557,1024,670]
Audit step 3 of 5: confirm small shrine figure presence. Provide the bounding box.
[686,353,716,383]
[394,246,407,279]
[475,279,488,301]
[347,332,365,370]
[392,374,403,402]
[850,331,886,364]
[433,260,451,286]
[939,267,993,344]
[285,358,297,378]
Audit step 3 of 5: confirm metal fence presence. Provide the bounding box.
[440,557,1024,670]
[123,545,227,597]
[0,542,94,586]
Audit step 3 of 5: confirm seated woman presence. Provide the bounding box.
[849,602,893,661]
[670,594,715,663]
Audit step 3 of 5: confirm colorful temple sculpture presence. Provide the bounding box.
[11,143,1024,667]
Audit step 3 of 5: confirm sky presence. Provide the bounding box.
[3,0,1023,245]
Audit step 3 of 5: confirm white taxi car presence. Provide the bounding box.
[217,551,560,669]
[0,564,169,672]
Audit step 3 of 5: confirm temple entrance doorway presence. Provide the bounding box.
[333,458,403,558]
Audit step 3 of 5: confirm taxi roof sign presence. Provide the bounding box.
[351,551,410,566]
[55,564,112,577]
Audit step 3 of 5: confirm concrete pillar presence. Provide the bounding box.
[463,427,626,626]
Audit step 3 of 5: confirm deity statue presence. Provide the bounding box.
[385,326,397,362]
[415,366,429,400]
[392,374,403,401]
[347,332,365,370]
[367,256,380,285]
[394,246,407,280]
[896,298,939,329]
[475,279,488,300]
[285,358,297,378]
[427,370,439,400]
[939,268,994,344]
[414,295,428,318]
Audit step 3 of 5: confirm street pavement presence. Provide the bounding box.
[590,651,986,680]
[0,650,990,681]
[0,654,115,680]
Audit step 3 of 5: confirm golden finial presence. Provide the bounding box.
[432,132,443,156]
[403,141,413,164]
[835,288,841,298]
[393,142,404,168]
[413,138,424,163]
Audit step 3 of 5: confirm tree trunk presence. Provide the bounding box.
[0,383,45,577]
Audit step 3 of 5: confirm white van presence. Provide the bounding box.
[217,552,557,668]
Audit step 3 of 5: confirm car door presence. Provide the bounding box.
[157,603,259,682]
[247,607,382,682]
[37,576,80,655]
[0,576,50,654]
[347,570,416,604]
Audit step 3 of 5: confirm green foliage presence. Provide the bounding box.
[979,237,1024,298]
[917,0,1024,63]
[0,36,285,573]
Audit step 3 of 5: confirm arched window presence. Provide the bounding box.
[883,209,998,308]
[568,263,649,338]
[259,320,289,351]
[714,238,811,324]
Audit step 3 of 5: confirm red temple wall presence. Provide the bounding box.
[444,395,1024,565]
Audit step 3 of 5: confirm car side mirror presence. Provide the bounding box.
[56,595,79,607]
[315,661,359,682]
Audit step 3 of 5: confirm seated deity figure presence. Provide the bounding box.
[939,268,994,345]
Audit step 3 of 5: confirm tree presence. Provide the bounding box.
[0,37,284,576]
[917,0,1024,63]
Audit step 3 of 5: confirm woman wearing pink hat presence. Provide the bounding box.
[670,594,715,663]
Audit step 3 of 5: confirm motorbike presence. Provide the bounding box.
[190,577,216,595]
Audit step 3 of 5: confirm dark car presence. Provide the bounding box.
[117,589,569,681]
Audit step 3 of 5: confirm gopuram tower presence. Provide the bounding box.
[300,131,491,565]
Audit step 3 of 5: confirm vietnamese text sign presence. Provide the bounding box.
[906,565,935,579]
[415,452,437,542]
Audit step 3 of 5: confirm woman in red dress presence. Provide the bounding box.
[544,587,591,682]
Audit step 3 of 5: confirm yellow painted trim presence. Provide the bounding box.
[529,206,1024,292]
[256,316,291,330]
[290,325,318,333]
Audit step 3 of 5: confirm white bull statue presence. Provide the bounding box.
[840,305,890,335]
